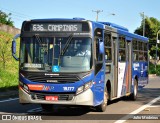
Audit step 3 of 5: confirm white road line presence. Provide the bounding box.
[27,107,42,113]
[148,105,160,108]
[115,96,160,123]
[0,98,19,103]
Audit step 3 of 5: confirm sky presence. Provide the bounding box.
[0,0,160,33]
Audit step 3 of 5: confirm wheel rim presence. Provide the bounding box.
[134,83,137,97]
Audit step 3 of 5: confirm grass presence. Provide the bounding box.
[0,56,19,91]
[0,68,18,91]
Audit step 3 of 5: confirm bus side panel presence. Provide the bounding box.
[105,63,114,98]
[117,62,127,97]
[132,61,148,91]
[138,62,148,88]
[119,61,131,96]
[93,66,105,106]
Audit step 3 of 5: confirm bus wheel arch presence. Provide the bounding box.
[106,80,111,100]
[95,83,109,112]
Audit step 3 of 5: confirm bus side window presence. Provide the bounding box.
[133,40,138,61]
[96,39,103,61]
[104,33,112,61]
[119,36,126,62]
[94,28,103,74]
[95,28,103,61]
[144,43,148,61]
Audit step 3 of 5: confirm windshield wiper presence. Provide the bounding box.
[57,33,73,66]
[35,34,43,46]
[34,34,47,52]
[60,33,73,56]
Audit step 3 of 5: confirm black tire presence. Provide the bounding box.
[130,79,138,100]
[41,104,53,112]
[96,88,108,112]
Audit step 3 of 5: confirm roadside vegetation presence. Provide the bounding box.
[149,62,160,76]
[0,10,19,90]
[0,31,19,90]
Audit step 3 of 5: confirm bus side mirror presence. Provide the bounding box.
[12,41,16,54]
[98,39,104,54]
[12,34,20,61]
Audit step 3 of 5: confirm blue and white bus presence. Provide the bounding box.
[12,18,148,112]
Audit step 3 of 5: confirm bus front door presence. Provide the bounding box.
[117,37,132,97]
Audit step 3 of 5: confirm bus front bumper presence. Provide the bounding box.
[19,87,94,106]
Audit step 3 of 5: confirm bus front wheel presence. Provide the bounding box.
[96,88,108,112]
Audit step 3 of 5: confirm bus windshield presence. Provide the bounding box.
[20,36,92,73]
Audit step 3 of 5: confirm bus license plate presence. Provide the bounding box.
[45,96,58,101]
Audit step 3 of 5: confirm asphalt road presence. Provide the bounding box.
[0,76,160,123]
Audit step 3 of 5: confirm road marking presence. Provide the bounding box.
[0,98,19,103]
[115,96,160,123]
[148,105,160,108]
[27,107,42,113]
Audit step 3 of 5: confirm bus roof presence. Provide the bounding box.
[26,18,86,22]
[98,21,148,42]
[117,28,148,41]
[99,22,129,32]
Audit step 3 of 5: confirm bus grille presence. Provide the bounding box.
[24,73,80,83]
[30,92,74,101]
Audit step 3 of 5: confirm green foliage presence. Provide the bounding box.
[156,65,160,76]
[149,62,160,75]
[0,68,18,89]
[134,16,160,58]
[0,10,14,27]
[0,31,13,69]
[0,31,19,89]
[149,62,156,74]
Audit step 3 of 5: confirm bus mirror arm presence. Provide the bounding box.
[12,53,19,61]
[12,34,20,61]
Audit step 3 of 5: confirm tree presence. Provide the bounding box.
[134,16,160,58]
[0,10,14,27]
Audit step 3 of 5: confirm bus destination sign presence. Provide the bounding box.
[31,23,82,32]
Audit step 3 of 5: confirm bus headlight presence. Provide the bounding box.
[19,81,29,93]
[84,81,92,90]
[76,86,84,95]
[76,81,92,95]
[23,84,29,92]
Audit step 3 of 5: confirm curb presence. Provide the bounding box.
[149,74,157,77]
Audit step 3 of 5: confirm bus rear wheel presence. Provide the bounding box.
[130,79,138,100]
[96,88,108,112]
